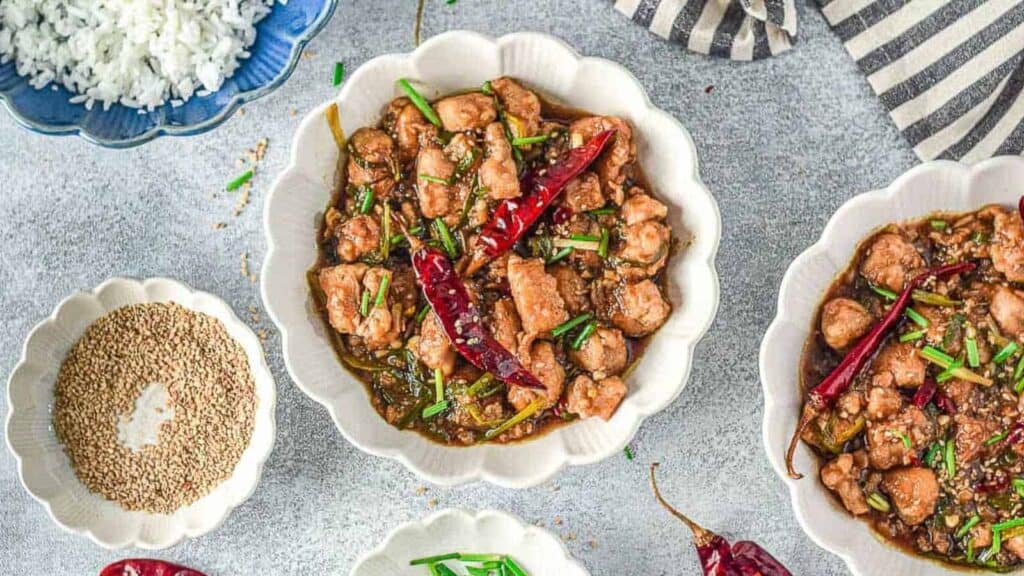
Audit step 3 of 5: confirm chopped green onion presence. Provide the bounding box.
[374,274,390,308]
[870,284,898,301]
[967,539,975,564]
[993,518,1024,533]
[360,290,370,316]
[624,445,634,460]
[422,400,449,419]
[966,337,980,368]
[432,564,458,576]
[397,78,442,127]
[571,321,598,350]
[465,567,490,576]
[226,169,253,191]
[502,557,527,576]
[1012,478,1024,498]
[511,134,550,147]
[588,206,617,216]
[994,341,1019,364]
[945,438,956,478]
[415,304,430,324]
[551,313,592,338]
[419,173,451,185]
[466,372,495,397]
[930,219,948,230]
[332,61,345,86]
[936,358,964,383]
[921,346,956,366]
[866,491,891,513]
[569,233,601,242]
[456,149,477,175]
[381,203,391,260]
[985,430,1009,446]
[434,367,445,402]
[359,187,375,214]
[924,443,941,467]
[988,529,1003,559]
[433,218,458,258]
[912,290,961,307]
[890,430,912,450]
[410,553,461,566]
[458,554,503,563]
[551,238,600,251]
[481,80,493,95]
[598,228,610,259]
[1016,355,1024,381]
[899,330,925,343]
[957,515,981,539]
[485,398,542,439]
[546,246,573,264]
[1016,377,1024,395]
[906,308,929,328]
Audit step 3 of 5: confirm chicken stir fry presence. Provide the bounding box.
[311,77,675,445]
[801,205,1024,569]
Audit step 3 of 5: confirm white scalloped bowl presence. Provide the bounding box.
[351,509,589,576]
[5,277,276,549]
[261,31,720,487]
[761,157,1024,575]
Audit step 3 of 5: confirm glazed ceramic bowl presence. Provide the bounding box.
[5,277,276,549]
[262,30,721,487]
[761,156,1024,575]
[0,0,337,147]
[351,509,589,576]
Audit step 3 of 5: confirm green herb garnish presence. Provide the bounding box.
[422,400,449,419]
[374,274,390,308]
[966,337,980,368]
[397,78,442,127]
[985,430,1009,446]
[866,491,891,513]
[930,219,948,230]
[360,289,370,316]
[419,174,451,185]
[511,134,550,147]
[433,218,458,258]
[332,61,345,86]
[546,246,573,265]
[899,330,925,343]
[551,313,592,338]
[891,430,912,450]
[359,187,375,214]
[571,321,598,350]
[957,515,981,539]
[945,438,956,478]
[994,342,1019,364]
[906,308,929,328]
[598,228,610,259]
[870,284,898,301]
[624,445,634,460]
[226,169,253,191]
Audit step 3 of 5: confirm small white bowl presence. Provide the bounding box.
[261,30,721,487]
[351,509,589,576]
[5,277,276,549]
[761,156,1024,575]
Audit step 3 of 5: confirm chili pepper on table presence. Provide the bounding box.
[411,244,544,390]
[465,129,615,274]
[100,559,206,576]
[650,464,793,576]
[785,260,977,479]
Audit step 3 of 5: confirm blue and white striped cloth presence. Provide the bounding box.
[614,0,797,60]
[616,0,1024,162]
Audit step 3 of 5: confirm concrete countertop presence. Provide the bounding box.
[0,1,917,573]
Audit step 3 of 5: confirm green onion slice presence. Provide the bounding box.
[374,274,390,308]
[422,400,449,419]
[924,443,941,467]
[551,313,592,338]
[434,367,445,402]
[906,308,929,328]
[226,169,254,191]
[598,228,610,259]
[432,564,458,576]
[511,134,550,147]
[397,78,442,127]
[359,187,375,214]
[569,233,601,242]
[588,206,617,216]
[957,515,981,539]
[1012,478,1024,498]
[410,553,461,566]
[912,290,961,307]
[546,246,573,264]
[381,203,391,260]
[1016,354,1024,381]
[985,430,1009,446]
[945,439,956,478]
[552,238,600,251]
[332,61,345,86]
[930,219,948,230]
[503,557,528,576]
[359,290,370,317]
[866,491,891,513]
[994,341,1019,364]
[433,218,458,259]
[899,330,925,343]
[485,399,542,439]
[571,321,598,350]
[966,337,980,368]
[870,284,898,301]
[419,174,451,185]
[890,430,912,450]
[624,445,634,460]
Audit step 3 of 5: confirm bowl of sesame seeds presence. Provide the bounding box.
[5,277,276,549]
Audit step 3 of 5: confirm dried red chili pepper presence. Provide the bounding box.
[411,245,544,390]
[785,261,977,478]
[934,390,957,415]
[1005,422,1024,444]
[100,559,206,576]
[466,129,615,273]
[651,464,793,576]
[1019,195,1024,222]
[911,378,937,408]
[977,476,1010,495]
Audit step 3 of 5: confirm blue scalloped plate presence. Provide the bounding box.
[0,0,337,148]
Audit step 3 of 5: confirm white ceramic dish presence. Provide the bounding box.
[761,156,1024,575]
[261,30,721,487]
[5,277,276,549]
[351,508,589,576]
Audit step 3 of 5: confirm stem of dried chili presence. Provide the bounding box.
[785,260,977,479]
[100,559,206,576]
[651,464,793,576]
[411,245,544,390]
[466,129,616,274]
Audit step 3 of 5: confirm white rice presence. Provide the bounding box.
[0,0,279,111]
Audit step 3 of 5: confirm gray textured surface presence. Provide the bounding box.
[0,1,919,574]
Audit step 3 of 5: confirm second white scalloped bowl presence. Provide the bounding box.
[761,157,1024,575]
[5,277,276,549]
[261,31,721,487]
